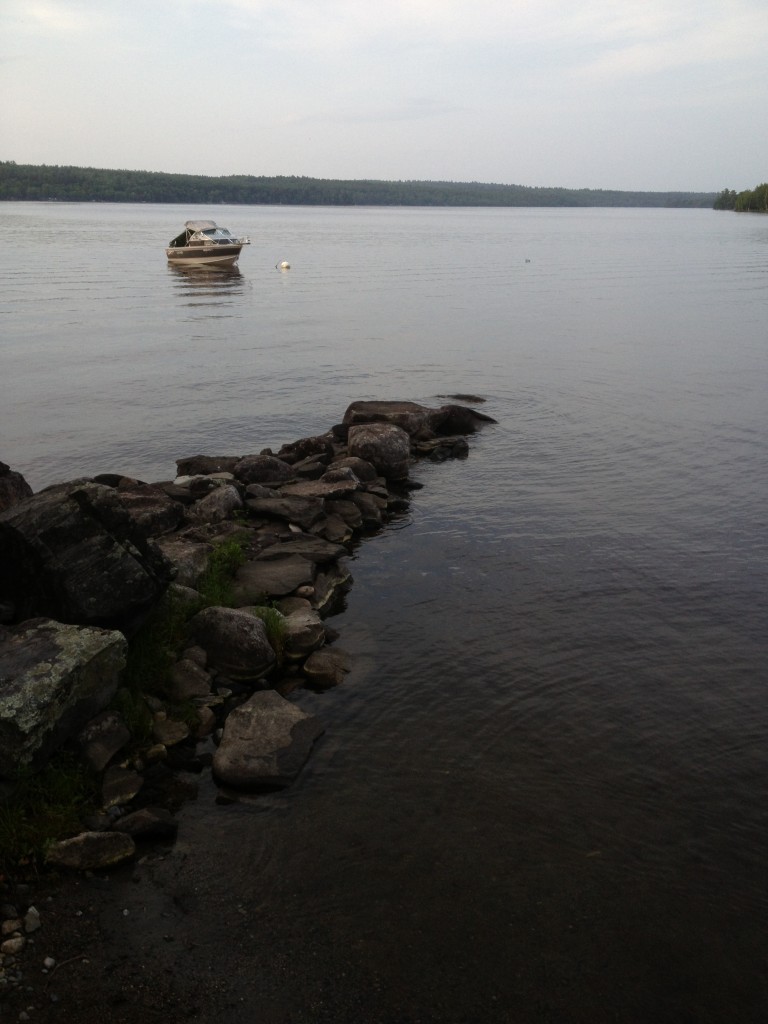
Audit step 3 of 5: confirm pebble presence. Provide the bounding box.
[43,956,56,970]
[1,936,26,956]
[24,907,41,934]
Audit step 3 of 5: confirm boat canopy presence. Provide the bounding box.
[184,220,219,232]
[168,220,241,248]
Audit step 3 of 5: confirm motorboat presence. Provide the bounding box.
[166,220,250,268]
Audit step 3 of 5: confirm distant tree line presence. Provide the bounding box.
[0,161,717,208]
[713,183,768,212]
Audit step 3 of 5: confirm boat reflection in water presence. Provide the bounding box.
[168,263,245,310]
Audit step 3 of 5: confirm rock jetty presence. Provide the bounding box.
[0,399,496,874]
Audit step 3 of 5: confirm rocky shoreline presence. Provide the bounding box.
[0,398,495,1012]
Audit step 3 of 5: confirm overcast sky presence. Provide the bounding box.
[2,0,766,192]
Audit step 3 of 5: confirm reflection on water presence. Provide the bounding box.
[169,263,244,293]
[4,203,768,1021]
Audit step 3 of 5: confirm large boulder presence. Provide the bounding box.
[342,400,496,439]
[0,462,33,514]
[347,423,411,480]
[342,400,436,438]
[186,606,275,681]
[0,618,127,777]
[100,478,184,537]
[0,481,173,630]
[154,536,213,588]
[233,454,294,485]
[212,690,324,789]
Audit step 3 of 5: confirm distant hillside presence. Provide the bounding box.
[0,161,716,208]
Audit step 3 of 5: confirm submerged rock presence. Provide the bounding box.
[212,690,324,789]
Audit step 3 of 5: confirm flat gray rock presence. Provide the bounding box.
[212,690,324,789]
[232,555,315,603]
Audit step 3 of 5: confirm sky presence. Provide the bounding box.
[1,0,767,192]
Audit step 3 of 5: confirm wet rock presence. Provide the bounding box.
[326,499,364,530]
[349,491,384,529]
[413,435,470,460]
[0,619,127,778]
[45,831,136,870]
[282,607,326,660]
[347,422,411,480]
[77,710,131,772]
[343,399,496,439]
[212,690,324,789]
[0,462,33,514]
[187,606,276,681]
[311,564,353,613]
[343,400,436,438]
[302,647,352,690]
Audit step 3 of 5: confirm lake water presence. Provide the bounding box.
[3,203,768,1022]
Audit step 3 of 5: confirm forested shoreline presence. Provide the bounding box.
[0,161,715,208]
[713,183,768,212]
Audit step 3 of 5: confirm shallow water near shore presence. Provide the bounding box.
[3,203,768,1021]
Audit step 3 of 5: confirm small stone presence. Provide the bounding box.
[2,919,23,935]
[23,908,41,934]
[43,957,56,970]
[1,936,25,956]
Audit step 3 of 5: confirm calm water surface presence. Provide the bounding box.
[2,203,768,1021]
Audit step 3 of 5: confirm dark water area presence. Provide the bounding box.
[2,203,768,1020]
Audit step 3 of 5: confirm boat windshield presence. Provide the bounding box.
[200,227,234,242]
